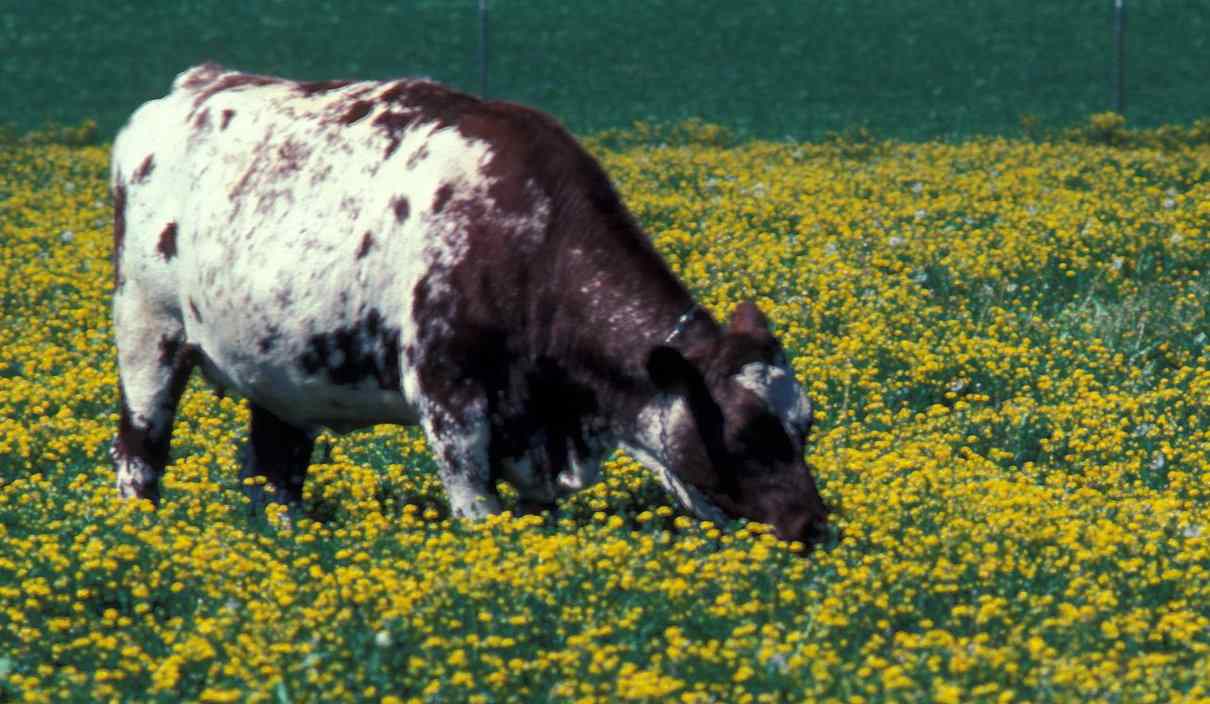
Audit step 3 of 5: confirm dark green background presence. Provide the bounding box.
[4,0,1208,140]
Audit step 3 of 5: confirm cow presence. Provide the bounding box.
[109,63,828,544]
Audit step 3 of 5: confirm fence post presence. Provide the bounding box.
[479,0,489,98]
[1113,0,1126,114]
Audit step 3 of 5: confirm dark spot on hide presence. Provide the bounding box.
[221,109,235,129]
[273,140,309,177]
[391,196,410,222]
[432,184,453,213]
[191,71,279,112]
[133,155,155,183]
[194,108,210,130]
[189,298,203,323]
[378,81,411,103]
[296,308,401,390]
[157,222,178,260]
[297,79,352,96]
[340,100,373,125]
[356,232,375,259]
[406,146,429,169]
[372,111,417,159]
[372,82,479,159]
[379,80,480,128]
[181,63,224,90]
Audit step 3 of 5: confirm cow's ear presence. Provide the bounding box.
[729,301,773,339]
[646,346,698,393]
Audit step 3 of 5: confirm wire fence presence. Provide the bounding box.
[4,0,1208,142]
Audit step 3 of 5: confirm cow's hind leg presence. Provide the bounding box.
[239,403,315,508]
[111,286,195,505]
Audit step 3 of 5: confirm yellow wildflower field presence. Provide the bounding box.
[1,124,1208,703]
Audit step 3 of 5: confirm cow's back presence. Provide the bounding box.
[111,65,547,431]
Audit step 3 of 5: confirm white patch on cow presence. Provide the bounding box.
[623,397,729,524]
[111,66,538,434]
[734,361,813,435]
[112,66,563,514]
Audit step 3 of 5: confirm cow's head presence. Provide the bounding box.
[643,301,828,545]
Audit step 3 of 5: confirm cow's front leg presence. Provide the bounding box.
[239,402,315,509]
[421,396,501,519]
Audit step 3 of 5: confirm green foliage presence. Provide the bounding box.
[5,1,1210,141]
[2,126,1209,701]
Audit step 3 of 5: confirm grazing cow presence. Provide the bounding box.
[110,63,828,543]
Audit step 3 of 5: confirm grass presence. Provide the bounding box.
[0,121,1208,701]
[5,0,1210,141]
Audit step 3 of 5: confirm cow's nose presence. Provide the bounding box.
[773,510,822,547]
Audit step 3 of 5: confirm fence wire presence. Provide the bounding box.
[4,0,1207,141]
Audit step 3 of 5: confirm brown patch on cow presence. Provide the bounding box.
[339,100,373,125]
[297,308,401,390]
[356,231,375,259]
[275,288,292,308]
[194,108,210,130]
[373,82,480,159]
[372,111,418,159]
[402,88,719,517]
[112,183,127,287]
[181,63,225,90]
[221,109,235,129]
[191,70,280,112]
[275,140,308,175]
[391,196,410,222]
[378,81,411,103]
[297,79,352,96]
[189,298,203,323]
[379,80,479,124]
[228,132,275,204]
[432,184,453,213]
[133,155,155,183]
[406,146,429,169]
[157,222,178,260]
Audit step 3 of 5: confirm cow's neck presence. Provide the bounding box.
[543,218,721,441]
[558,229,728,521]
